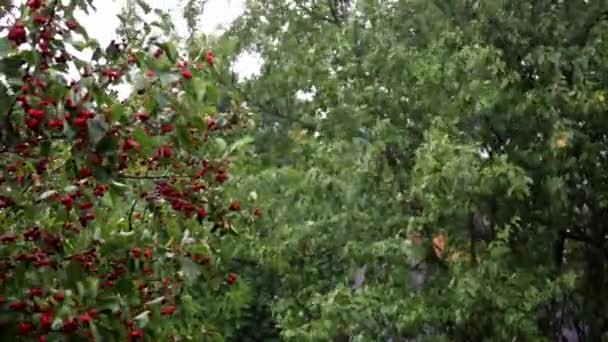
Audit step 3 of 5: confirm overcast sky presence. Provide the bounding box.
[78,0,246,46]
[73,0,260,95]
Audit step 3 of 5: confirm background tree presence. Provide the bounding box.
[222,0,608,340]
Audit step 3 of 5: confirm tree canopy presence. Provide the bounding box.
[1,0,608,341]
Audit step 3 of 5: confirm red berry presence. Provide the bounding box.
[28,0,42,10]
[80,312,93,324]
[93,184,108,197]
[123,139,140,151]
[135,112,149,121]
[40,99,54,107]
[63,317,79,333]
[157,145,173,159]
[49,119,63,129]
[18,322,33,335]
[131,247,141,258]
[160,305,176,316]
[28,108,45,120]
[129,329,144,341]
[33,15,47,25]
[206,51,214,66]
[102,69,121,79]
[79,168,92,177]
[161,124,174,133]
[79,201,93,210]
[40,311,53,330]
[181,70,192,79]
[26,118,40,130]
[0,233,18,244]
[254,207,262,216]
[197,207,208,220]
[143,248,153,259]
[66,21,78,30]
[10,301,27,311]
[39,335,47,342]
[215,170,228,183]
[227,272,237,284]
[8,22,27,46]
[65,99,77,110]
[61,195,74,210]
[73,117,87,128]
[229,200,241,211]
[29,288,44,297]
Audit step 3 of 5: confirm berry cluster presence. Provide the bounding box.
[0,1,259,339]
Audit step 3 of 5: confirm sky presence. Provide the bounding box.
[73,0,261,97]
[78,0,246,46]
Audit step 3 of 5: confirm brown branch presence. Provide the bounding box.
[127,200,137,231]
[327,0,343,27]
[1,96,18,149]
[294,0,341,26]
[119,173,195,180]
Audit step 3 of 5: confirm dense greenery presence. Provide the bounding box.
[2,0,608,341]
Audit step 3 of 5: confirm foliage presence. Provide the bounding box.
[223,0,608,340]
[3,0,608,341]
[0,0,260,341]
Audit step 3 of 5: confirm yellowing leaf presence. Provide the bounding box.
[432,230,447,258]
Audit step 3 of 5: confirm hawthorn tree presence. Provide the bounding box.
[0,1,259,341]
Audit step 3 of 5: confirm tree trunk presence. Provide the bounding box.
[583,225,607,340]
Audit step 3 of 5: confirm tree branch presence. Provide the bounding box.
[294,0,341,26]
[327,0,342,27]
[119,173,195,180]
[127,200,137,231]
[570,10,608,47]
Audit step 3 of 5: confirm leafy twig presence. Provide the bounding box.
[120,173,195,180]
[127,200,137,231]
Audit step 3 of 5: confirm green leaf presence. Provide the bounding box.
[110,103,127,122]
[136,0,152,13]
[65,261,86,289]
[179,257,202,282]
[158,42,178,63]
[205,83,219,105]
[176,125,192,148]
[133,127,160,155]
[159,72,180,86]
[87,117,108,146]
[133,310,151,328]
[89,323,102,341]
[215,137,227,151]
[188,243,210,255]
[110,181,128,194]
[228,136,254,154]
[0,37,10,57]
[0,56,24,78]
[187,78,206,102]
[95,135,118,155]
